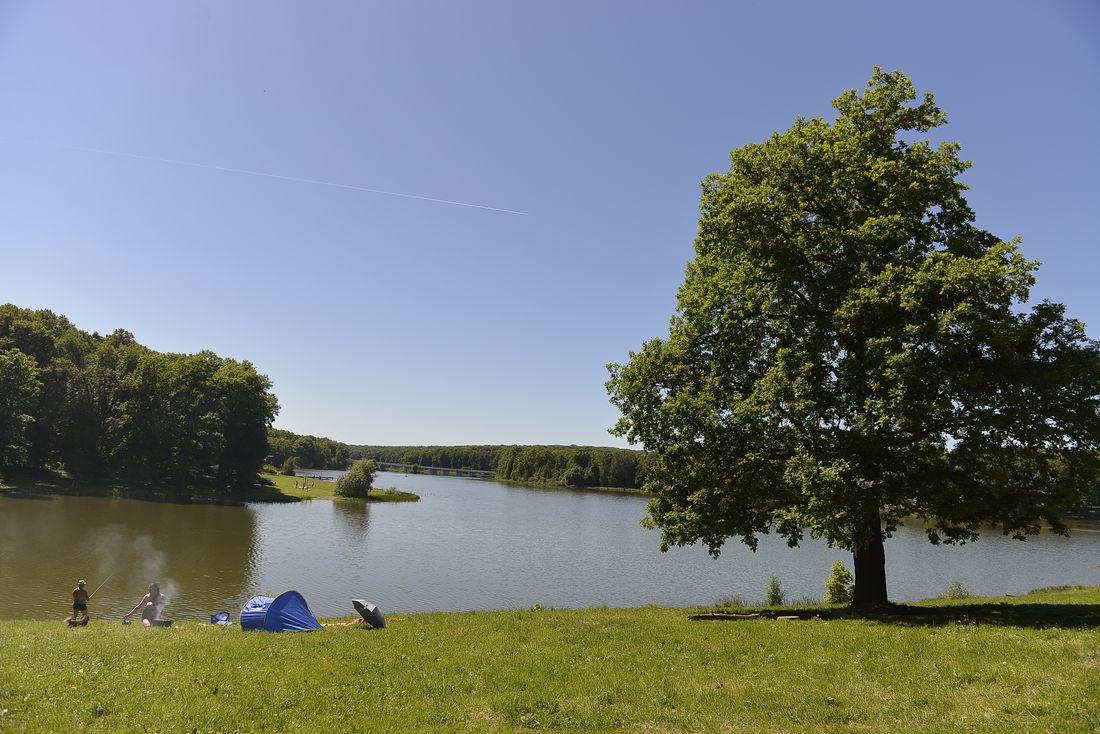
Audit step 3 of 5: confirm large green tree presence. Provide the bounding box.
[607,69,1100,607]
[0,348,41,470]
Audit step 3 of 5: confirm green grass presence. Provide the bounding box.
[261,472,419,502]
[262,471,338,498]
[1,587,1097,733]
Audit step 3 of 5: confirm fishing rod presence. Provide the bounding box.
[87,576,113,598]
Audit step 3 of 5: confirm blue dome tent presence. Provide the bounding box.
[240,591,323,632]
[240,595,274,630]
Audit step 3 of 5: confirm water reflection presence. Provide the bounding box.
[331,497,372,536]
[0,494,256,620]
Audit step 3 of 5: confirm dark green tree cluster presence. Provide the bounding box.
[348,444,648,488]
[350,445,500,471]
[494,446,646,488]
[0,304,279,488]
[607,70,1100,606]
[268,428,350,470]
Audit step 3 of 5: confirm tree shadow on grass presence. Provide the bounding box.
[714,601,1100,629]
[1,472,302,506]
[839,602,1100,629]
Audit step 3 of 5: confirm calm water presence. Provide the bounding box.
[1,471,1097,621]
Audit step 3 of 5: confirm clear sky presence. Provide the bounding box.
[1,1,1097,447]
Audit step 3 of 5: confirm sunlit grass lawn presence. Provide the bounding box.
[261,471,418,502]
[1,587,1097,733]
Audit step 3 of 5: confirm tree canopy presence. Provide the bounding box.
[606,69,1100,606]
[0,304,279,489]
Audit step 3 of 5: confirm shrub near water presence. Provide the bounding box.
[766,576,785,606]
[941,580,973,600]
[824,560,854,605]
[335,458,376,498]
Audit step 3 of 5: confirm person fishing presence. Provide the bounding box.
[122,583,167,626]
[69,580,90,624]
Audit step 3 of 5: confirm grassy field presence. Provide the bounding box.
[1,587,1096,733]
[259,471,419,502]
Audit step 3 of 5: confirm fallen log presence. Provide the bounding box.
[688,612,762,621]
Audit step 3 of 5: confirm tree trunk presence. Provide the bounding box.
[851,508,888,608]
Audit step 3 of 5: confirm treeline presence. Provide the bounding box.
[0,305,278,489]
[494,445,646,489]
[268,428,350,470]
[349,445,499,472]
[348,443,647,489]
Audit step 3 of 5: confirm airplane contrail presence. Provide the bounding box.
[40,142,530,216]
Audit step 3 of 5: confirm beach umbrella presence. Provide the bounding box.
[352,599,385,629]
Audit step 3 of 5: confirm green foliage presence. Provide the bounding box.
[0,348,41,469]
[493,445,647,488]
[765,576,785,606]
[824,561,854,605]
[941,580,972,600]
[268,428,349,470]
[1025,585,1085,596]
[348,443,649,489]
[335,458,376,498]
[606,69,1100,606]
[281,456,297,475]
[0,304,278,487]
[369,486,420,502]
[354,444,501,472]
[716,595,747,609]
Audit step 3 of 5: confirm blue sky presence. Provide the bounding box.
[1,1,1097,447]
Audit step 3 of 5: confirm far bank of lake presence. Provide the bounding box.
[1,470,1098,621]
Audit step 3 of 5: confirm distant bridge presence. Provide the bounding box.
[374,462,495,479]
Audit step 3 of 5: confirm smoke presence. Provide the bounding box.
[128,537,180,618]
[87,524,130,583]
[85,526,181,617]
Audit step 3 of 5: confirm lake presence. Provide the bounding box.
[1,471,1097,621]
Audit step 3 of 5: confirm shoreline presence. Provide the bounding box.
[0,469,419,505]
[7,584,1097,625]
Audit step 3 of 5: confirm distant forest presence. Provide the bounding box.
[354,444,647,489]
[356,444,648,489]
[268,436,648,490]
[0,305,278,488]
[267,428,350,471]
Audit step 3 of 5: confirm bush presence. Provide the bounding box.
[335,459,376,498]
[765,576,785,606]
[940,580,972,600]
[823,561,854,605]
[281,456,298,475]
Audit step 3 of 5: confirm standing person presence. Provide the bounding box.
[123,583,167,626]
[69,580,90,624]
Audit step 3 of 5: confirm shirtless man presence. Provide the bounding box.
[70,580,90,624]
